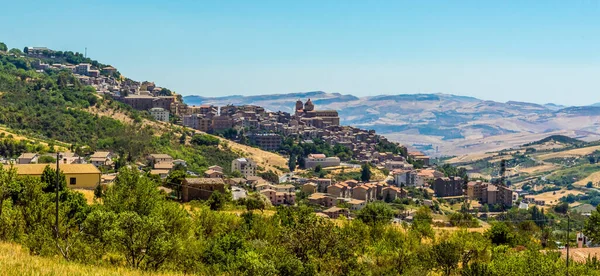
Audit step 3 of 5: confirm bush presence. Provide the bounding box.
[191,134,220,146]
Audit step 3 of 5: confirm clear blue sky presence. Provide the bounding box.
[1,0,599,105]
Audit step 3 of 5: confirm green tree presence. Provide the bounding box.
[356,202,394,226]
[8,48,23,56]
[38,155,56,164]
[207,190,229,211]
[0,42,7,52]
[432,240,461,276]
[360,163,371,182]
[288,154,296,172]
[587,181,594,188]
[584,205,600,243]
[412,206,434,238]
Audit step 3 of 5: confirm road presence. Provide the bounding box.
[232,186,248,200]
[280,172,294,183]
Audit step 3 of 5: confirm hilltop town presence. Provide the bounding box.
[1,43,600,275]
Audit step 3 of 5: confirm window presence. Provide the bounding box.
[69,177,76,185]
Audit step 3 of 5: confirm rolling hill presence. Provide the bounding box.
[185,92,600,156]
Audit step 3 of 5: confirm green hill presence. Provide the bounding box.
[524,135,585,146]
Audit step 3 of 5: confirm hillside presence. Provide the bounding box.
[185,92,600,157]
[444,135,600,208]
[0,47,285,175]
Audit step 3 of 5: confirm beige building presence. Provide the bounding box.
[302,182,317,194]
[231,158,257,178]
[304,154,340,169]
[10,164,101,189]
[17,153,39,164]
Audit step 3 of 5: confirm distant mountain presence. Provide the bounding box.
[183,92,600,156]
[591,102,600,107]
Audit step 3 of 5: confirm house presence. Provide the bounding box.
[327,183,351,198]
[245,176,266,187]
[273,184,295,193]
[323,207,349,219]
[308,193,338,207]
[248,133,282,151]
[433,177,464,197]
[231,158,257,178]
[181,178,225,202]
[89,151,113,167]
[352,185,375,201]
[393,169,417,187]
[408,151,430,166]
[173,159,187,167]
[150,169,170,179]
[255,183,274,191]
[348,199,366,211]
[208,165,223,172]
[204,169,223,178]
[10,164,101,189]
[315,178,333,192]
[304,154,340,169]
[382,186,407,201]
[226,177,246,186]
[154,162,174,171]
[149,107,170,122]
[17,153,39,164]
[260,189,296,206]
[301,182,317,194]
[148,154,173,165]
[467,180,513,207]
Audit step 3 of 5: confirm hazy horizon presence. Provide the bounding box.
[1,1,598,106]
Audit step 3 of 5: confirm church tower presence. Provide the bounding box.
[304,98,314,111]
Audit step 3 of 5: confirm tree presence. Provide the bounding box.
[288,154,296,172]
[297,155,305,169]
[244,193,271,212]
[412,206,434,238]
[314,164,322,173]
[584,205,600,243]
[38,155,56,164]
[485,222,516,246]
[432,241,461,276]
[587,181,594,188]
[207,191,229,211]
[0,42,7,52]
[356,202,394,226]
[360,163,371,182]
[191,134,220,146]
[179,131,187,144]
[554,202,569,214]
[8,48,23,56]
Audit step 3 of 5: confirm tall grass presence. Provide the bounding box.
[0,242,182,276]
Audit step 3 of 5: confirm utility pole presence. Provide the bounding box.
[84,47,87,58]
[55,152,60,240]
[566,215,570,276]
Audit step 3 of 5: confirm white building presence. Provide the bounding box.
[231,158,257,178]
[75,63,91,75]
[393,169,418,187]
[149,107,170,122]
[304,154,340,169]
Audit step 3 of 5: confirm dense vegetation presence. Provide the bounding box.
[2,165,600,275]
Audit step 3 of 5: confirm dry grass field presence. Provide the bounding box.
[518,163,559,174]
[0,242,182,276]
[574,171,600,187]
[530,189,584,205]
[536,145,600,161]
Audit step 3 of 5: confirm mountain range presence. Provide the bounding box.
[184,92,600,157]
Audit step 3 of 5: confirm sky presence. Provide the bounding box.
[1,0,599,105]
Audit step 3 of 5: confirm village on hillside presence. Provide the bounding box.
[2,46,598,247]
